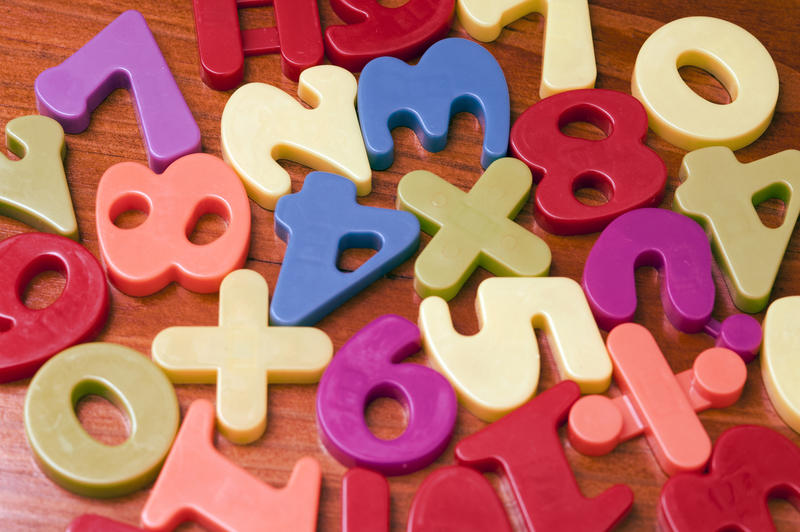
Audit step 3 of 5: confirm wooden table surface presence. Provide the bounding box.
[1,0,800,530]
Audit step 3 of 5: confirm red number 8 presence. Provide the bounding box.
[510,88,667,235]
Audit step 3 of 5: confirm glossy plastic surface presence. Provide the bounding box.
[407,466,512,532]
[457,0,595,97]
[272,172,419,326]
[762,296,800,435]
[141,400,321,532]
[675,147,800,313]
[95,153,251,297]
[510,89,666,234]
[0,232,108,383]
[357,38,509,170]
[632,16,778,151]
[24,343,179,498]
[397,158,550,301]
[34,10,200,172]
[419,277,611,421]
[659,425,800,532]
[325,0,454,72]
[0,116,77,239]
[455,381,634,531]
[152,269,333,444]
[582,208,763,361]
[316,315,457,475]
[191,0,324,89]
[222,65,370,210]
[568,323,746,475]
[342,468,389,532]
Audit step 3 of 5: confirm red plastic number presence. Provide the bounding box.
[342,465,513,532]
[408,466,513,532]
[0,233,108,383]
[342,468,389,532]
[455,380,634,531]
[510,88,667,234]
[325,0,455,72]
[659,425,800,532]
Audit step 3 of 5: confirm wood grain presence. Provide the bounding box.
[1,1,799,530]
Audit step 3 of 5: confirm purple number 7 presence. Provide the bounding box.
[35,10,200,172]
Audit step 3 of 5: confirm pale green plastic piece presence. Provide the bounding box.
[397,157,551,300]
[24,342,179,498]
[0,115,78,239]
[675,146,800,313]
